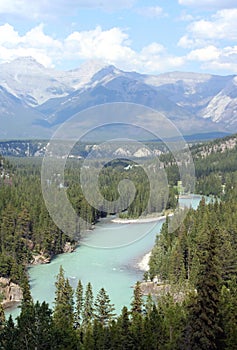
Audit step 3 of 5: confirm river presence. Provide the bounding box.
[6,195,204,319]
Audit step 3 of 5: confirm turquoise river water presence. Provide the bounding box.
[6,195,206,318]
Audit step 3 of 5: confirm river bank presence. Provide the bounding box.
[5,195,202,318]
[111,210,174,224]
[137,251,151,271]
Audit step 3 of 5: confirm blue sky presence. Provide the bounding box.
[0,0,237,75]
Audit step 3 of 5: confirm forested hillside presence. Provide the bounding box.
[0,156,177,287]
[0,133,237,349]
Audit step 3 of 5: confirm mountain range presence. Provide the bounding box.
[0,56,237,139]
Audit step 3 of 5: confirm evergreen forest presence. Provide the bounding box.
[0,134,237,349]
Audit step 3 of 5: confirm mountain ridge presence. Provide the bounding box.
[1,57,237,138]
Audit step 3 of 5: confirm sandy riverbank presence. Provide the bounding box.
[137,251,152,271]
[111,213,173,224]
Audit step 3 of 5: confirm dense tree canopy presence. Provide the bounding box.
[1,134,237,349]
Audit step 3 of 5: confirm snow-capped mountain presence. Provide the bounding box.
[54,60,112,90]
[1,56,237,139]
[0,57,73,106]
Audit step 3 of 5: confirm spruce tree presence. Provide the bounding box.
[53,266,76,348]
[130,281,144,350]
[83,322,95,350]
[142,305,162,350]
[218,280,237,350]
[75,279,83,328]
[183,228,222,350]
[20,274,33,309]
[82,282,94,327]
[94,287,116,326]
[0,315,17,350]
[34,301,54,349]
[116,306,133,350]
[16,301,37,350]
[131,281,143,317]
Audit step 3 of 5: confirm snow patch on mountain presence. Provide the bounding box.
[0,57,108,106]
[55,60,108,90]
[1,56,237,137]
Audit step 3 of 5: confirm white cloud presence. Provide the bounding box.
[138,43,185,73]
[178,0,237,10]
[0,23,21,45]
[189,9,237,41]
[0,23,186,74]
[141,43,165,56]
[136,6,166,18]
[177,8,237,74]
[186,44,237,72]
[0,23,62,67]
[178,35,207,49]
[1,21,237,75]
[64,26,135,62]
[178,9,237,50]
[23,24,62,49]
[187,45,220,61]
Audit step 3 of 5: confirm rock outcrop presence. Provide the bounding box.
[0,277,23,309]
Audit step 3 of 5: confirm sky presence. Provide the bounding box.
[0,0,237,75]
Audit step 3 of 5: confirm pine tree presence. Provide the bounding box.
[0,315,17,350]
[53,266,76,348]
[54,267,74,330]
[183,228,222,350]
[131,281,143,317]
[34,301,55,349]
[218,280,237,350]
[116,306,133,350]
[130,281,144,350]
[20,274,33,309]
[83,322,95,350]
[75,279,83,328]
[142,305,163,350]
[16,301,37,350]
[145,294,154,317]
[82,282,94,327]
[93,319,105,349]
[94,287,116,326]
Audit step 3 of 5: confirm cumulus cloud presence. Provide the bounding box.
[187,45,220,61]
[0,23,185,74]
[0,23,62,66]
[177,8,237,73]
[190,9,237,41]
[63,28,184,73]
[64,26,134,62]
[187,45,237,72]
[0,21,236,75]
[0,23,21,45]
[178,0,237,10]
[178,9,237,49]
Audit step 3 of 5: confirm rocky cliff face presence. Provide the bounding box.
[0,242,75,309]
[0,277,23,309]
